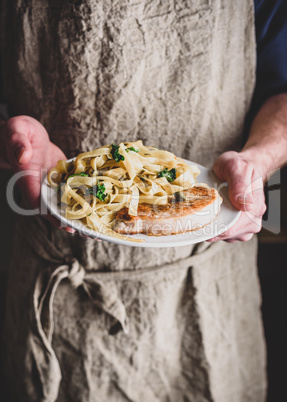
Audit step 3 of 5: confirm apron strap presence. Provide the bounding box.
[30,257,129,402]
[25,216,224,401]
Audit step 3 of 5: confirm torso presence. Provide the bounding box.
[0,0,256,270]
[1,3,268,402]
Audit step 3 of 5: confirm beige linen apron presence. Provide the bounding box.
[1,1,266,401]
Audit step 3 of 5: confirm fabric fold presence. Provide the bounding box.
[30,257,130,402]
[25,217,229,402]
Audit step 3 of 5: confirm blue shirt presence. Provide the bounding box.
[252,0,287,114]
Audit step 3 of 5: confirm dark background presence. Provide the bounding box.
[258,166,287,402]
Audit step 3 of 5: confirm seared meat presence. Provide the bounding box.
[114,185,222,236]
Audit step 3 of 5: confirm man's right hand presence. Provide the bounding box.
[0,115,75,232]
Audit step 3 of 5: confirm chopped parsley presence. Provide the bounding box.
[126,146,140,153]
[111,144,125,163]
[89,181,108,202]
[157,168,177,182]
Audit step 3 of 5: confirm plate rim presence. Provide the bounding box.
[41,158,241,248]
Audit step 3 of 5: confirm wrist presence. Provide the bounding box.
[241,93,287,182]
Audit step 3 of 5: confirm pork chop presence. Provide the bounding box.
[113,185,222,236]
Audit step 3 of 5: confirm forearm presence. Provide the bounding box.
[241,93,287,181]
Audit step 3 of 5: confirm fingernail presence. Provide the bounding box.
[15,146,25,164]
[237,195,253,205]
[66,227,76,234]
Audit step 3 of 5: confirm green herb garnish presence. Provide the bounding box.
[111,144,125,163]
[126,146,140,153]
[89,181,108,202]
[157,168,177,182]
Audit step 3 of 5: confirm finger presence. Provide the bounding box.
[208,215,262,242]
[12,165,43,209]
[3,116,33,165]
[5,133,33,167]
[59,226,77,234]
[250,172,266,217]
[208,223,239,241]
[206,237,220,242]
[224,234,254,243]
[208,233,254,243]
[65,226,76,234]
[225,160,254,211]
[213,155,258,212]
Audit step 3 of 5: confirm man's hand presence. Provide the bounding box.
[208,94,287,242]
[208,151,266,243]
[1,115,75,232]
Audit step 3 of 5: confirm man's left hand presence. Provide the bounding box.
[208,151,267,243]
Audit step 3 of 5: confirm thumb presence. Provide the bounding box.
[3,123,33,167]
[227,170,254,211]
[213,154,255,211]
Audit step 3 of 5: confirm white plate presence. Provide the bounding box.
[41,159,241,248]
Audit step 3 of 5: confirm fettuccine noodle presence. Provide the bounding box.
[47,141,200,242]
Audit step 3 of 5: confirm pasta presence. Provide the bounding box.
[47,141,200,241]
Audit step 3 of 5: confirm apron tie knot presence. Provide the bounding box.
[68,258,85,288]
[29,257,129,401]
